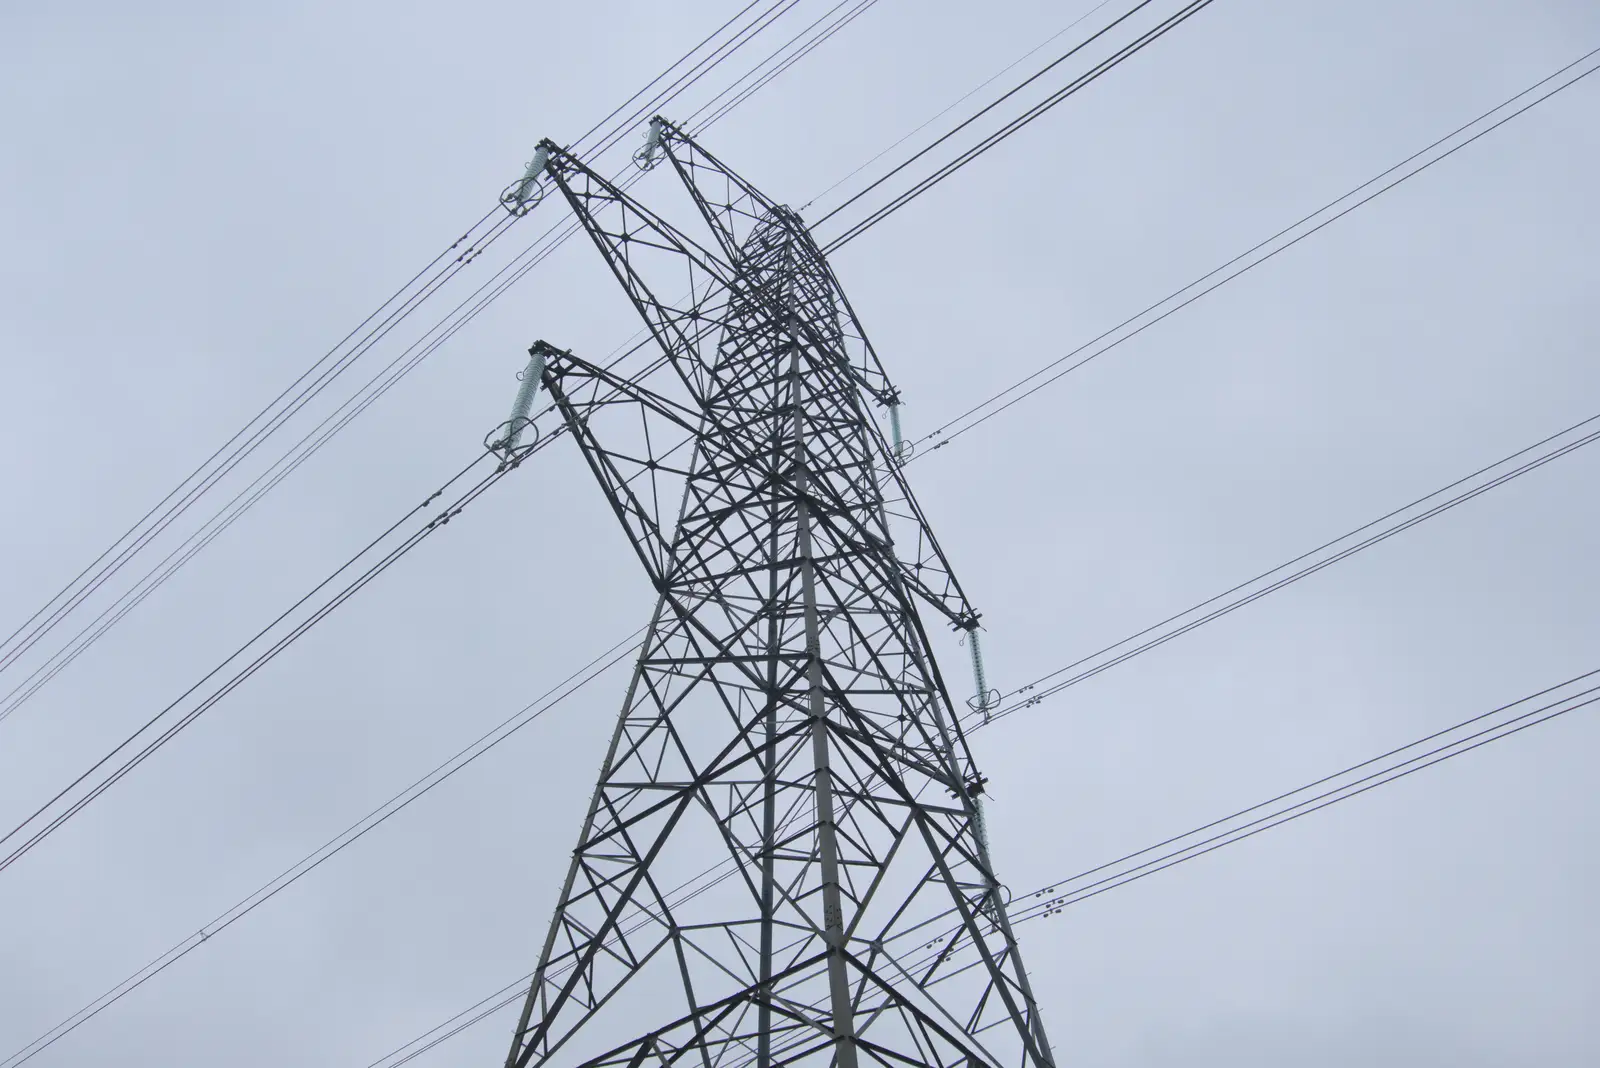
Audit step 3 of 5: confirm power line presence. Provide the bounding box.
[0,210,582,726]
[959,407,1600,730]
[568,0,770,149]
[812,0,1159,227]
[0,335,722,1065]
[821,0,1220,249]
[802,0,1117,210]
[585,0,808,161]
[0,347,699,878]
[364,974,532,1068]
[883,668,1600,980]
[0,207,519,681]
[1006,668,1600,921]
[907,45,1600,452]
[0,362,713,1068]
[0,627,645,1067]
[0,445,531,877]
[0,208,503,675]
[689,0,885,131]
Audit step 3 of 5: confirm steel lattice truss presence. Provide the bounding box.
[504,121,1054,1068]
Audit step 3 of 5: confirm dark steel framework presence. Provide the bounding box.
[505,120,1053,1068]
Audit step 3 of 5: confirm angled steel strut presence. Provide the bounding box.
[502,119,1054,1068]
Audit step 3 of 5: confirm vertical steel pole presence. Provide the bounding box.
[786,307,860,1068]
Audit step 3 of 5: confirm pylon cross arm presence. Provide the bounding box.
[538,346,704,586]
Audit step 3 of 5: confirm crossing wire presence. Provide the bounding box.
[326,384,1600,1055]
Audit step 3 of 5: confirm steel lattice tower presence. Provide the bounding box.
[501,120,1053,1068]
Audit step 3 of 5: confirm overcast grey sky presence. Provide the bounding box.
[2,1,1598,1064]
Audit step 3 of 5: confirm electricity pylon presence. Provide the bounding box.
[499,119,1053,1068]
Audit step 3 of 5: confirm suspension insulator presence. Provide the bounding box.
[634,117,666,171]
[966,628,998,720]
[508,145,551,212]
[504,346,547,451]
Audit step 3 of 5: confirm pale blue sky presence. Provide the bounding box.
[1,1,1598,1064]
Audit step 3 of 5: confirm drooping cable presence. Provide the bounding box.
[0,210,583,725]
[0,334,711,1064]
[363,974,532,1068]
